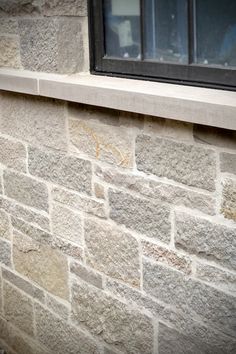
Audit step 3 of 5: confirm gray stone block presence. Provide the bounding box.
[0,239,11,267]
[0,19,18,34]
[0,92,67,151]
[136,134,216,191]
[109,189,171,243]
[175,212,236,270]
[4,170,49,212]
[143,259,236,336]
[70,260,103,289]
[0,135,26,172]
[0,209,11,240]
[220,152,236,175]
[0,36,21,69]
[46,294,69,321]
[43,0,87,16]
[85,218,140,287]
[28,146,92,195]
[0,0,42,16]
[35,303,99,354]
[71,281,154,354]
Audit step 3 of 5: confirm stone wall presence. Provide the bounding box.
[0,0,89,73]
[0,92,235,354]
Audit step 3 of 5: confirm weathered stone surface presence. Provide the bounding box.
[28,146,92,194]
[51,235,83,262]
[52,187,106,218]
[0,316,49,354]
[0,36,21,68]
[0,18,18,34]
[109,189,171,242]
[13,231,69,300]
[43,0,87,16]
[70,260,103,289]
[136,135,216,191]
[4,170,49,212]
[0,239,11,267]
[0,275,2,313]
[3,281,34,336]
[194,125,236,150]
[175,212,236,270]
[0,169,3,194]
[144,116,193,141]
[85,218,140,287]
[221,178,236,221]
[143,260,236,336]
[142,241,191,274]
[2,268,45,303]
[96,166,216,215]
[94,182,105,199]
[46,294,69,321]
[52,204,83,245]
[71,281,154,354]
[0,0,42,16]
[0,135,26,172]
[19,18,85,73]
[0,195,50,231]
[69,118,134,168]
[0,92,67,151]
[0,209,10,240]
[35,303,99,354]
[196,262,236,295]
[220,152,236,175]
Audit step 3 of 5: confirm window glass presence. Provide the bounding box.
[144,0,188,64]
[196,0,236,67]
[104,0,141,59]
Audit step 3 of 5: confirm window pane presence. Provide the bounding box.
[144,0,188,64]
[104,0,141,59]
[196,0,236,67]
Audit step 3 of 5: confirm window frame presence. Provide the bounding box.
[88,0,236,91]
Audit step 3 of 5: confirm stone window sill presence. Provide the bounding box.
[0,68,236,130]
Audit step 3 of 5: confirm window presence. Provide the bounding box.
[89,0,236,90]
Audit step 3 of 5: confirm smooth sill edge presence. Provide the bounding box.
[0,68,236,130]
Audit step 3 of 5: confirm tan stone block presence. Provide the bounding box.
[13,231,69,300]
[3,281,34,336]
[221,178,236,222]
[0,36,21,69]
[0,209,11,240]
[69,118,134,168]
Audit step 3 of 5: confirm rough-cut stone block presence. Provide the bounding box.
[0,316,49,354]
[3,281,34,336]
[142,241,191,274]
[46,294,69,320]
[19,18,85,73]
[96,165,216,215]
[144,116,193,141]
[109,189,171,242]
[52,204,83,245]
[35,303,99,354]
[0,19,18,34]
[220,152,236,175]
[143,260,236,336]
[52,187,106,218]
[0,195,50,231]
[28,146,92,194]
[43,0,87,16]
[0,209,10,240]
[4,170,49,212]
[71,281,154,354]
[0,92,67,151]
[85,218,140,287]
[70,260,103,289]
[136,135,216,191]
[69,118,134,168]
[0,238,11,267]
[0,36,21,68]
[0,136,26,172]
[51,236,84,262]
[2,268,45,303]
[196,262,236,295]
[0,0,42,16]
[175,212,236,270]
[13,231,69,300]
[221,178,236,221]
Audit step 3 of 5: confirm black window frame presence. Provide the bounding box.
[89,0,236,91]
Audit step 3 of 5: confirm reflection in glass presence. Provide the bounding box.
[144,0,188,64]
[104,0,141,59]
[196,0,236,67]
